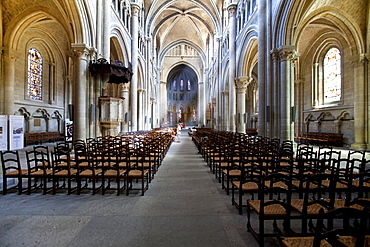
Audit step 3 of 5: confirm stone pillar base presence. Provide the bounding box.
[350,142,368,151]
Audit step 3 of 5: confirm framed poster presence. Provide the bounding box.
[9,115,24,150]
[0,115,8,151]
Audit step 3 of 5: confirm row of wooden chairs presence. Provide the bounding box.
[191,129,370,246]
[1,131,174,196]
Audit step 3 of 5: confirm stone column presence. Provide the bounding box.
[221,91,229,130]
[71,44,89,141]
[159,79,166,126]
[278,46,296,141]
[236,76,249,133]
[130,3,140,131]
[102,0,110,59]
[352,54,368,150]
[228,4,237,132]
[3,49,17,115]
[121,83,130,132]
[257,0,266,136]
[150,97,155,129]
[138,89,145,130]
[216,37,222,130]
[198,81,206,127]
[271,49,280,138]
[48,63,55,104]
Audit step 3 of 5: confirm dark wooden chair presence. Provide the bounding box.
[247,173,293,246]
[1,150,28,194]
[25,149,53,194]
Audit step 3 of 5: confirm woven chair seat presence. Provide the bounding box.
[30,169,53,176]
[291,180,317,189]
[104,169,126,177]
[232,181,259,191]
[264,181,288,189]
[118,162,128,168]
[77,162,89,168]
[337,235,370,246]
[290,199,328,215]
[282,237,331,247]
[321,180,347,189]
[222,169,240,177]
[54,169,78,176]
[127,170,149,178]
[5,169,28,176]
[218,162,229,168]
[351,180,370,188]
[79,169,102,176]
[248,200,289,217]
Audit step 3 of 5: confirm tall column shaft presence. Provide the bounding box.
[72,44,89,141]
[121,84,130,132]
[257,0,266,136]
[102,0,110,59]
[228,4,237,132]
[3,49,16,115]
[130,4,140,131]
[236,76,249,133]
[278,46,295,141]
[271,50,280,138]
[352,54,368,150]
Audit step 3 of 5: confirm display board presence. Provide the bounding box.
[9,115,24,150]
[0,115,8,151]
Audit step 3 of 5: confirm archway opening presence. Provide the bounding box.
[167,64,198,127]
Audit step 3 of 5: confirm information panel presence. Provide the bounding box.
[0,115,8,151]
[9,115,24,150]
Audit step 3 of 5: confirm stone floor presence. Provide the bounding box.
[0,132,265,247]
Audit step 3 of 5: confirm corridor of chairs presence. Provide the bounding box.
[0,129,256,247]
[1,128,370,246]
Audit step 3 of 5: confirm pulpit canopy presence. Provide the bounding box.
[89,58,133,84]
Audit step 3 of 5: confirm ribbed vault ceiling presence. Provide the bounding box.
[144,0,223,56]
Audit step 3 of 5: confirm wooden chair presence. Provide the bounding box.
[126,139,149,196]
[290,173,335,236]
[1,150,28,195]
[101,146,126,196]
[247,173,293,246]
[75,144,102,195]
[25,149,53,194]
[51,146,78,194]
[281,207,370,247]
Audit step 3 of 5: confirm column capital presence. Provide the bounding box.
[131,3,141,16]
[235,76,251,92]
[2,47,18,61]
[70,44,90,61]
[278,45,298,62]
[227,4,238,17]
[121,84,130,92]
[359,53,370,63]
[138,89,146,94]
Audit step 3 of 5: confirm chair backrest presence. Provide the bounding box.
[313,207,370,247]
[0,150,22,175]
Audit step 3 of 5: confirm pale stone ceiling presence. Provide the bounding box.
[144,0,224,55]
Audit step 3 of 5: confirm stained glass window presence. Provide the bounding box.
[180,80,184,91]
[187,80,191,91]
[28,48,43,100]
[173,80,176,91]
[323,47,341,103]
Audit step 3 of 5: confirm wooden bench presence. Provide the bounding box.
[24,131,64,146]
[246,128,258,136]
[294,132,343,147]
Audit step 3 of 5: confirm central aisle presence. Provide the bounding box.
[114,130,257,246]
